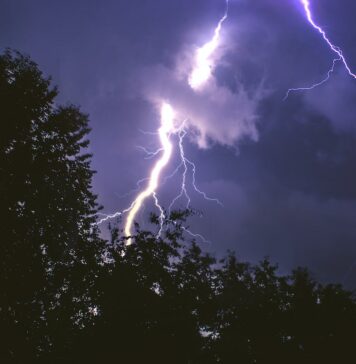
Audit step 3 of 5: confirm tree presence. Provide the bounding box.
[73,212,356,364]
[76,213,213,363]
[0,50,104,362]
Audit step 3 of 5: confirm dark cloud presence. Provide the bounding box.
[2,0,356,287]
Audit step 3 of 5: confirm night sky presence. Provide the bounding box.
[2,0,356,287]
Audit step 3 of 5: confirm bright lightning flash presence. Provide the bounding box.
[124,103,175,244]
[97,1,228,245]
[189,0,229,90]
[285,0,356,99]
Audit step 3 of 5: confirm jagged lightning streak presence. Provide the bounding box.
[286,1,356,283]
[301,0,356,78]
[168,129,190,214]
[285,0,356,99]
[169,128,223,213]
[189,0,229,90]
[137,145,164,160]
[284,57,340,100]
[98,0,228,245]
[124,102,175,244]
[167,0,229,215]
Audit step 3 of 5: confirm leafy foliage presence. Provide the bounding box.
[0,50,104,362]
[75,215,356,364]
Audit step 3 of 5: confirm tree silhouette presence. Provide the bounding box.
[0,50,104,362]
[74,214,356,364]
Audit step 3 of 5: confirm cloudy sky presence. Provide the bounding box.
[2,0,356,287]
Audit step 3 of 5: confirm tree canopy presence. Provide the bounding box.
[75,219,356,364]
[0,50,105,362]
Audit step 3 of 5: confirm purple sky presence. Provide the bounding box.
[2,0,356,287]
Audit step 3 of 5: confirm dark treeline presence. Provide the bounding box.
[1,51,355,364]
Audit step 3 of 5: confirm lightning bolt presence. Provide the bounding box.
[168,127,223,215]
[97,0,228,245]
[285,0,356,99]
[284,57,340,100]
[168,128,191,214]
[189,0,229,90]
[124,102,175,244]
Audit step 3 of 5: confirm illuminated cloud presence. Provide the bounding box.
[141,60,263,148]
